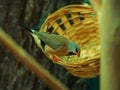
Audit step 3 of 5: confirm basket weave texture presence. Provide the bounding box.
[40,5,100,78]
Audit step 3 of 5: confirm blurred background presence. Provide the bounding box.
[0,0,99,90]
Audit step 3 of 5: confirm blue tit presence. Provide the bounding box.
[23,25,80,61]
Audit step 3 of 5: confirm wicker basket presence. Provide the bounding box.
[40,4,100,78]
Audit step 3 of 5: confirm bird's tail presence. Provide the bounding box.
[21,24,34,33]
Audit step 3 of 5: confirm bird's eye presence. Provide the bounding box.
[75,48,78,52]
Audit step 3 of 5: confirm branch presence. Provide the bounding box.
[0,28,69,90]
[91,0,120,90]
[100,0,120,90]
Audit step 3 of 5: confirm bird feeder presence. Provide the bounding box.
[40,4,100,78]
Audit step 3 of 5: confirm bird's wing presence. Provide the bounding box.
[35,32,68,51]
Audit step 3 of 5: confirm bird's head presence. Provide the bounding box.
[68,40,80,57]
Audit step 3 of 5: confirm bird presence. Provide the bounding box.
[22,25,80,61]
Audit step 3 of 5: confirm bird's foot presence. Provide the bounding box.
[50,55,62,62]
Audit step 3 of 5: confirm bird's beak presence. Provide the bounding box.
[76,52,80,57]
